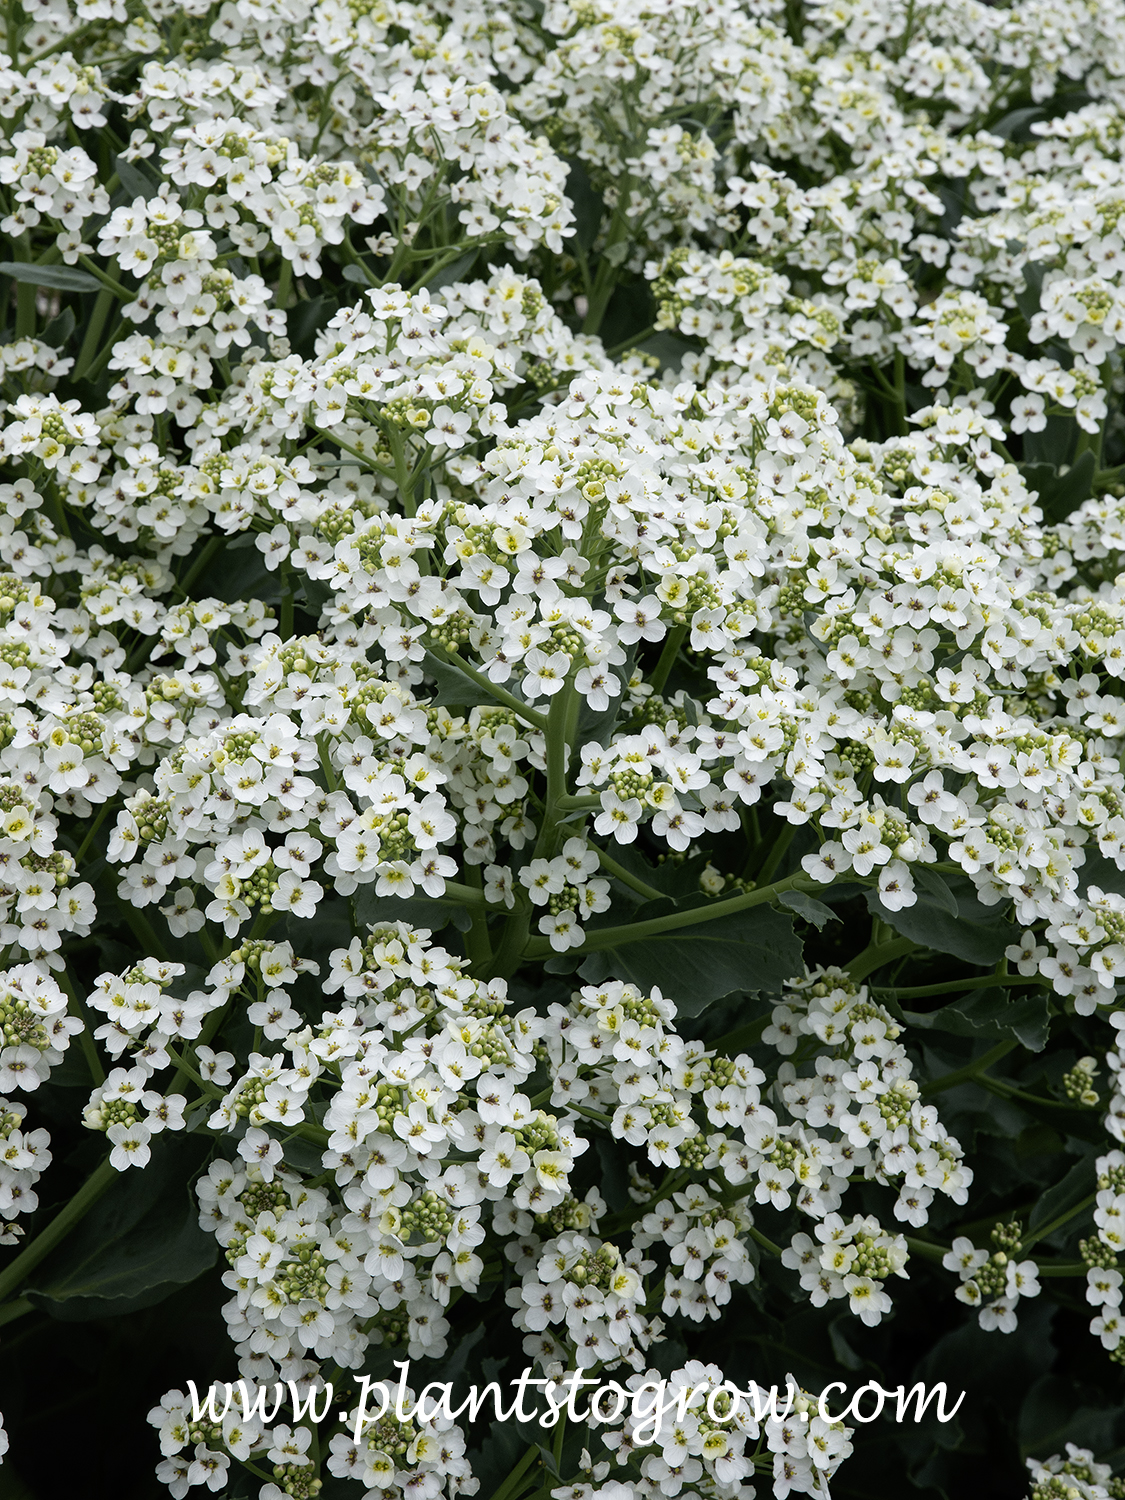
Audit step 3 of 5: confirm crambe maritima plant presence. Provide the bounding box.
[5,0,1125,1495]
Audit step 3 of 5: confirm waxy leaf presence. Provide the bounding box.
[579,897,803,1014]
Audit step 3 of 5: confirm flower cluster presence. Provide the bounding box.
[1025,1445,1125,1500]
[0,1094,49,1245]
[941,1221,1042,1335]
[601,1360,854,1500]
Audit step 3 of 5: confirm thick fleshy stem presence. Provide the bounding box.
[0,1157,117,1305]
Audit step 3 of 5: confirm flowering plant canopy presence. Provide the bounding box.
[2,0,1125,1496]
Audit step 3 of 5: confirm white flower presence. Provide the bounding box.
[107,1121,152,1171]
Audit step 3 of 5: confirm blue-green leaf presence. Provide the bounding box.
[867,873,1011,967]
[903,986,1051,1052]
[25,1137,216,1320]
[579,898,802,1014]
[779,889,839,929]
[0,261,101,292]
[1028,1155,1097,1233]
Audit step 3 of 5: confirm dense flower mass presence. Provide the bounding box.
[4,0,1125,1495]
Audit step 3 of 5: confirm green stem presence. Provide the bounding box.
[277,257,293,309]
[755,822,794,886]
[25,20,96,62]
[892,349,907,434]
[0,1158,117,1304]
[748,1225,783,1257]
[316,733,340,793]
[430,647,547,732]
[167,1000,231,1098]
[115,898,168,962]
[1022,1192,1098,1250]
[524,869,819,961]
[123,630,163,676]
[0,1295,32,1327]
[438,879,517,912]
[904,1237,948,1264]
[604,1168,689,1236]
[280,559,294,640]
[164,1047,223,1098]
[907,1235,1086,1276]
[13,235,35,339]
[649,625,686,694]
[605,323,656,359]
[486,905,531,982]
[58,970,104,1086]
[177,534,225,598]
[552,1412,566,1470]
[462,865,492,968]
[77,313,124,383]
[534,677,580,860]
[977,1075,1074,1111]
[920,1039,1018,1098]
[238,1460,276,1484]
[877,975,1044,999]
[846,935,915,983]
[582,215,630,336]
[570,1102,612,1126]
[73,803,110,866]
[485,1445,541,1500]
[594,844,662,901]
[73,285,115,381]
[75,255,133,300]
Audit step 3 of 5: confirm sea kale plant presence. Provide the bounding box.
[8,0,1125,1497]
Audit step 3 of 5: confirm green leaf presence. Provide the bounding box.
[286,900,353,972]
[536,1445,560,1478]
[277,1131,326,1174]
[912,866,958,916]
[828,1312,869,1372]
[1078,845,1125,899]
[427,248,480,293]
[1021,449,1095,523]
[1028,1154,1097,1233]
[778,889,839,929]
[202,533,278,605]
[578,898,803,1015]
[114,154,161,201]
[353,884,453,934]
[422,650,501,711]
[25,1136,216,1320]
[287,295,339,360]
[601,845,713,900]
[296,575,332,619]
[1021,411,1078,468]
[866,874,1011,967]
[903,986,1051,1052]
[0,262,101,292]
[635,331,695,372]
[543,951,583,974]
[566,158,603,254]
[41,306,75,349]
[1018,1374,1122,1465]
[1016,261,1046,324]
[990,106,1047,142]
[594,1136,631,1212]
